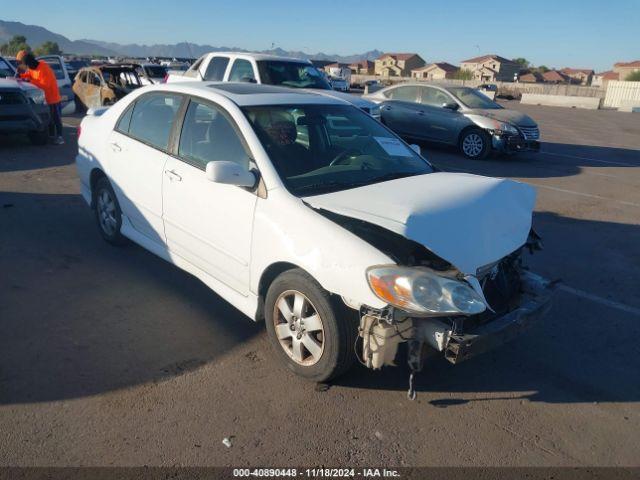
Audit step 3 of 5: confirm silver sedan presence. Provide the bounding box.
[365,83,540,159]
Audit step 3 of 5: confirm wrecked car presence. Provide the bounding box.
[72,64,142,110]
[364,83,540,159]
[76,82,553,391]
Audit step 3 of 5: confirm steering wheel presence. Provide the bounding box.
[329,149,362,166]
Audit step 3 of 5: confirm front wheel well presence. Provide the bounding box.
[256,262,304,321]
[457,125,488,145]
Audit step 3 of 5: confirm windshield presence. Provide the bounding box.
[243,104,433,196]
[144,65,168,78]
[448,87,502,109]
[0,58,15,78]
[256,61,331,90]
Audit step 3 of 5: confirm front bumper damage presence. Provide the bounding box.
[492,133,540,154]
[358,271,556,371]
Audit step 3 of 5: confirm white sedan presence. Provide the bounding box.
[76,82,553,384]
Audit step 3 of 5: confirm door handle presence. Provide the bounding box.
[110,142,121,152]
[164,169,182,182]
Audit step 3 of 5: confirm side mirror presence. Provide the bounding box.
[442,102,460,111]
[410,144,421,155]
[205,161,256,188]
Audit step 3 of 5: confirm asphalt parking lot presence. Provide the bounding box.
[1,102,639,467]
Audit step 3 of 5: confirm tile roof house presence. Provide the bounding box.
[613,61,640,80]
[559,68,594,85]
[459,54,520,82]
[349,59,374,75]
[374,53,426,77]
[542,70,572,84]
[518,71,544,83]
[411,62,459,80]
[592,71,620,88]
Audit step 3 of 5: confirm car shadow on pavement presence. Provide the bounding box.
[0,190,261,405]
[419,141,640,180]
[0,124,78,172]
[335,210,640,405]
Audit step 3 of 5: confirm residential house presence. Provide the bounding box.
[349,59,374,75]
[518,71,544,83]
[613,61,640,80]
[374,53,426,77]
[541,70,572,84]
[559,68,594,85]
[459,54,520,82]
[592,71,619,88]
[411,62,459,80]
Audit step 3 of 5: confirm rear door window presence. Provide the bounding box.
[387,86,419,102]
[127,93,183,151]
[228,59,255,82]
[204,57,230,81]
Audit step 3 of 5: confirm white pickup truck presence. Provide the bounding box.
[167,52,380,119]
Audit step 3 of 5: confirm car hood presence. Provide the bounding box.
[0,78,39,92]
[304,88,374,108]
[304,172,536,275]
[468,108,537,127]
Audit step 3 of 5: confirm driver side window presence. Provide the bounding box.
[178,100,250,170]
[420,87,453,108]
[387,86,419,103]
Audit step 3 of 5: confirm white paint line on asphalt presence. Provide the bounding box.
[557,283,640,316]
[542,151,640,167]
[528,273,640,316]
[526,182,640,208]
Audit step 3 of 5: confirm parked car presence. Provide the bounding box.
[365,83,540,159]
[0,58,51,145]
[73,64,142,110]
[76,82,553,383]
[329,76,349,92]
[167,52,380,119]
[137,63,168,85]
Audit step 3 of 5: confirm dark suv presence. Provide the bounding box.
[0,57,51,145]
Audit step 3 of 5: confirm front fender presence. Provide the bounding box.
[250,189,392,310]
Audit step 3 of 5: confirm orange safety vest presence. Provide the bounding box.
[20,61,61,105]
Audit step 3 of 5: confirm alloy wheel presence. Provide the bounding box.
[462,133,484,158]
[272,290,325,366]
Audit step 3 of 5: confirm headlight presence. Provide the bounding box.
[366,266,486,315]
[25,88,45,105]
[369,105,381,117]
[491,120,518,135]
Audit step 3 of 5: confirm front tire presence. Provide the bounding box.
[265,269,357,382]
[459,128,490,160]
[94,177,127,245]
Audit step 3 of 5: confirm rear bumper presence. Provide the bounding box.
[492,134,540,153]
[444,272,555,363]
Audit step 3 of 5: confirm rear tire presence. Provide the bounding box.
[94,177,127,245]
[459,128,490,160]
[265,269,357,382]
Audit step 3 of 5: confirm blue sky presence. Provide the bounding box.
[3,0,638,71]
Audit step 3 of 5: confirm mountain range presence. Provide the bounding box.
[0,19,382,63]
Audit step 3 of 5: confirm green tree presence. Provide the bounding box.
[452,69,473,80]
[512,57,530,69]
[536,65,550,73]
[625,70,640,81]
[34,41,62,56]
[0,35,31,56]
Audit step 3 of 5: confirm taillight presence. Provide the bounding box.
[77,125,81,138]
[162,74,168,83]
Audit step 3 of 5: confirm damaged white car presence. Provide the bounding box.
[76,82,554,390]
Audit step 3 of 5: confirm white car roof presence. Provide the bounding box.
[206,52,312,64]
[157,81,349,107]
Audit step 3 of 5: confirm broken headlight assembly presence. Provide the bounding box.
[366,266,487,316]
[489,120,518,136]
